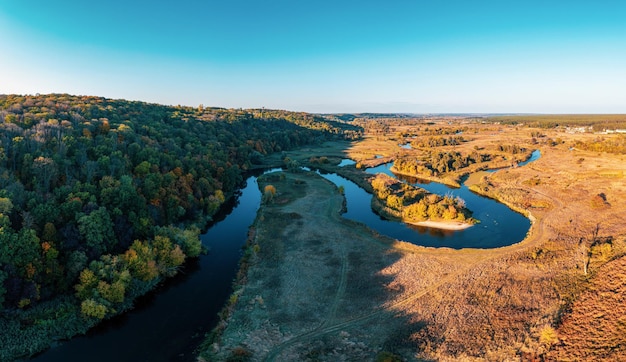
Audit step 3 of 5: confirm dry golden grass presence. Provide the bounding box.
[547,252,626,361]
[207,120,626,361]
[354,121,626,360]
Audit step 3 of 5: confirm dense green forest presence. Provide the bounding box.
[0,94,360,359]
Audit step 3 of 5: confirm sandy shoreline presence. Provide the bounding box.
[409,220,474,231]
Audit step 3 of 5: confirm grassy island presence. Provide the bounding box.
[370,173,477,228]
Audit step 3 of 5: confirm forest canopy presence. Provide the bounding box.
[0,94,360,358]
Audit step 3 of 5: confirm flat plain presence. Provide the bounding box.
[204,119,626,361]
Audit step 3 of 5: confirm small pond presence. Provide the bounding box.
[338,159,356,167]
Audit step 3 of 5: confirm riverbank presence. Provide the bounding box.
[25,177,262,362]
[198,170,561,361]
[200,170,414,360]
[389,165,462,187]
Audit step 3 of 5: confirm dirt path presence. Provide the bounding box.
[263,257,482,361]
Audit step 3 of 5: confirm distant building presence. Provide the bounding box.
[566,126,591,134]
[597,129,626,134]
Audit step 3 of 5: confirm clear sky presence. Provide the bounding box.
[1,1,625,113]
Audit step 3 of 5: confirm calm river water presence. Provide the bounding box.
[358,163,530,248]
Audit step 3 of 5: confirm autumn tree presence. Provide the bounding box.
[263,185,277,203]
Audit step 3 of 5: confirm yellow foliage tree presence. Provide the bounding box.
[263,185,276,203]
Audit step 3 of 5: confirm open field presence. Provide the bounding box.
[204,119,626,361]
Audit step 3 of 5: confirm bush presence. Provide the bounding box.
[376,351,403,362]
[226,346,252,361]
[539,325,558,347]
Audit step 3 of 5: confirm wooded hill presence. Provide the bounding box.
[0,94,361,359]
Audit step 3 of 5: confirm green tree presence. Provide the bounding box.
[80,299,107,320]
[41,222,58,243]
[155,226,202,258]
[124,240,159,281]
[97,280,126,304]
[0,197,13,214]
[32,156,58,193]
[153,235,185,276]
[0,269,7,307]
[77,207,115,255]
[75,269,99,300]
[134,161,151,177]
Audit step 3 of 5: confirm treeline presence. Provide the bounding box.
[0,94,358,359]
[351,118,431,135]
[412,135,466,148]
[485,114,626,130]
[371,174,473,223]
[394,151,488,176]
[496,144,526,154]
[419,126,467,136]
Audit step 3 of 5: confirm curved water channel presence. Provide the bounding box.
[486,149,542,173]
[32,152,538,361]
[317,150,539,249]
[356,164,530,248]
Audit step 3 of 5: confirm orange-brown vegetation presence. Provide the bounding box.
[548,255,626,361]
[206,118,626,361]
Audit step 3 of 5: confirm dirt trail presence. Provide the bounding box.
[263,257,482,361]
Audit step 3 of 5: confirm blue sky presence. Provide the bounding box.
[1,1,625,113]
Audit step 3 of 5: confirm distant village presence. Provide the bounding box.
[565,126,626,134]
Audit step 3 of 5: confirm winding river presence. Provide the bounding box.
[358,164,530,248]
[32,151,538,361]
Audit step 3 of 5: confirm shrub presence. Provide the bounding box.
[539,325,558,347]
[80,299,107,320]
[226,346,252,362]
